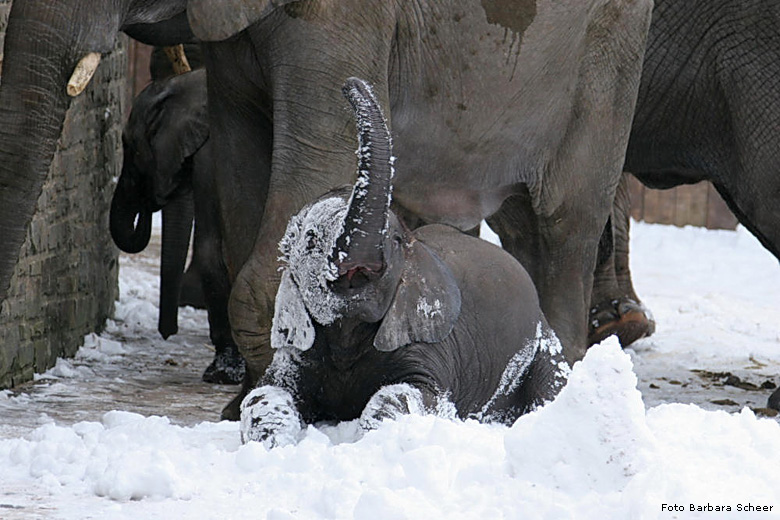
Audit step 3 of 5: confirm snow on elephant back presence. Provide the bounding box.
[240,78,570,447]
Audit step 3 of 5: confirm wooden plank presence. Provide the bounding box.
[125,40,152,120]
[673,183,708,227]
[131,42,152,98]
[642,186,676,225]
[706,183,738,230]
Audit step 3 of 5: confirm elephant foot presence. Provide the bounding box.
[769,386,780,411]
[588,297,655,348]
[202,345,246,385]
[240,386,304,447]
[221,387,246,421]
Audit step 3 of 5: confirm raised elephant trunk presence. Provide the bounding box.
[331,78,395,286]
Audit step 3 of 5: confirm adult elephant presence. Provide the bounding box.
[586,0,780,408]
[0,0,652,419]
[110,68,246,384]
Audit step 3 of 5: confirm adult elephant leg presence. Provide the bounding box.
[769,388,780,412]
[192,147,245,385]
[210,16,393,419]
[712,131,780,412]
[198,237,246,385]
[588,173,654,347]
[612,175,641,303]
[487,190,606,365]
[489,0,651,363]
[179,258,206,309]
[201,39,274,415]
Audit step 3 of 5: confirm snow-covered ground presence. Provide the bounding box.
[0,221,778,519]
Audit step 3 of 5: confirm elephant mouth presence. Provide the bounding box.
[333,263,384,290]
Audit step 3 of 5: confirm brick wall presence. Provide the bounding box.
[0,1,124,388]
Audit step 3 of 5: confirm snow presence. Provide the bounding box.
[0,221,779,519]
[240,386,304,447]
[276,195,347,328]
[416,297,443,319]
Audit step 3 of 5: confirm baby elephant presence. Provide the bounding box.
[240,78,569,446]
[110,69,245,385]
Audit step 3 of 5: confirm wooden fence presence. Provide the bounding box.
[127,40,153,105]
[626,176,738,230]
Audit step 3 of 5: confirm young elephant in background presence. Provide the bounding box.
[110,69,246,385]
[240,78,569,447]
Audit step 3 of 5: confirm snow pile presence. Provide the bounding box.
[0,411,238,503]
[2,340,779,518]
[630,224,779,364]
[646,405,780,510]
[506,338,654,498]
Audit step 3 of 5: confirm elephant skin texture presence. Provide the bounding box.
[111,69,245,385]
[588,0,780,409]
[239,78,569,447]
[0,0,652,420]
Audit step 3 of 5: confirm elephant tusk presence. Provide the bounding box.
[67,52,101,97]
[163,45,192,75]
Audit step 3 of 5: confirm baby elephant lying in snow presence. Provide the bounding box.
[240,78,569,446]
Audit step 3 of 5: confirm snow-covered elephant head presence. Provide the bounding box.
[271,78,462,353]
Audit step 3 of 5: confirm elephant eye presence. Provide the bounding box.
[305,230,317,251]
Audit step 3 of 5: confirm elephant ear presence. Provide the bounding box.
[375,241,462,352]
[188,0,298,41]
[271,270,316,351]
[149,73,210,204]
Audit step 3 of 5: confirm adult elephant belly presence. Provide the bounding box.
[387,2,586,230]
[393,183,515,232]
[389,91,571,230]
[390,138,532,233]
